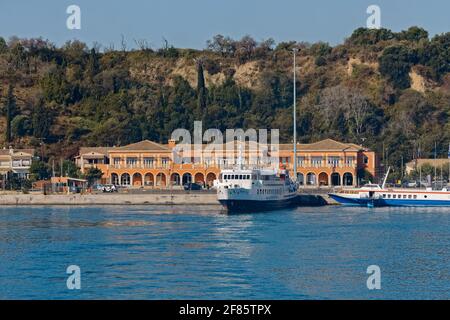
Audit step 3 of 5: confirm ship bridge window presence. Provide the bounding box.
[413,195,417,199]
[393,195,396,199]
[408,195,412,199]
[388,194,391,198]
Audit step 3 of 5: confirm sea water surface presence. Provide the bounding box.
[1,205,450,299]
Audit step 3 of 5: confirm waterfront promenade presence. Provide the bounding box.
[0,189,334,206]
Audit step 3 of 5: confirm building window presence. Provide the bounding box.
[297,156,306,166]
[161,157,170,168]
[311,156,323,167]
[328,156,340,167]
[345,156,355,166]
[113,158,121,167]
[363,155,369,165]
[126,157,138,168]
[143,157,154,168]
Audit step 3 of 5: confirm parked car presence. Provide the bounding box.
[102,184,118,193]
[94,184,104,191]
[183,182,203,191]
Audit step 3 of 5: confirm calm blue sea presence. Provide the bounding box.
[0,205,450,299]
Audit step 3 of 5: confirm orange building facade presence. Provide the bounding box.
[75,138,377,188]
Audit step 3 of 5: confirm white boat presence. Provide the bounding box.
[214,168,300,213]
[329,168,450,207]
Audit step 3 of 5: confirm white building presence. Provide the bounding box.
[0,147,35,180]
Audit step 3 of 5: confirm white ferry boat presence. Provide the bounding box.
[329,168,450,207]
[214,168,300,213]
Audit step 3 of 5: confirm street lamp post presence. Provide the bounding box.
[293,47,298,182]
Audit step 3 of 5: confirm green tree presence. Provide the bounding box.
[11,115,31,137]
[84,167,103,186]
[85,48,100,80]
[420,32,450,81]
[5,174,32,191]
[347,28,395,45]
[0,37,7,53]
[379,45,414,89]
[398,26,429,42]
[32,99,52,139]
[54,160,82,178]
[29,160,51,181]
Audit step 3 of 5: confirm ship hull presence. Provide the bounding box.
[219,195,301,213]
[329,194,450,207]
[328,194,383,207]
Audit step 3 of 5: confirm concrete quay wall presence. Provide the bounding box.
[0,192,336,206]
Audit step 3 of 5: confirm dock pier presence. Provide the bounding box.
[0,189,337,206]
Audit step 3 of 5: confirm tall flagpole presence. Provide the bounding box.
[448,142,450,185]
[293,48,298,182]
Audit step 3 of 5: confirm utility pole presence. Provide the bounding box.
[448,142,450,185]
[418,143,422,189]
[434,142,437,188]
[292,47,298,182]
[401,156,404,182]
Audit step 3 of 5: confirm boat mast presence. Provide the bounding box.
[434,141,437,189]
[381,166,391,189]
[448,142,450,185]
[293,47,298,181]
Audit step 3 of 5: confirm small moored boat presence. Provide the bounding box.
[329,168,450,207]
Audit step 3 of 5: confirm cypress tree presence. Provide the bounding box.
[5,84,16,143]
[196,59,207,119]
[32,99,51,139]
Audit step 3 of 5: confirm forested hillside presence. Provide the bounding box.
[0,27,449,174]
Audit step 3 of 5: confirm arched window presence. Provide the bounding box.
[121,173,131,186]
